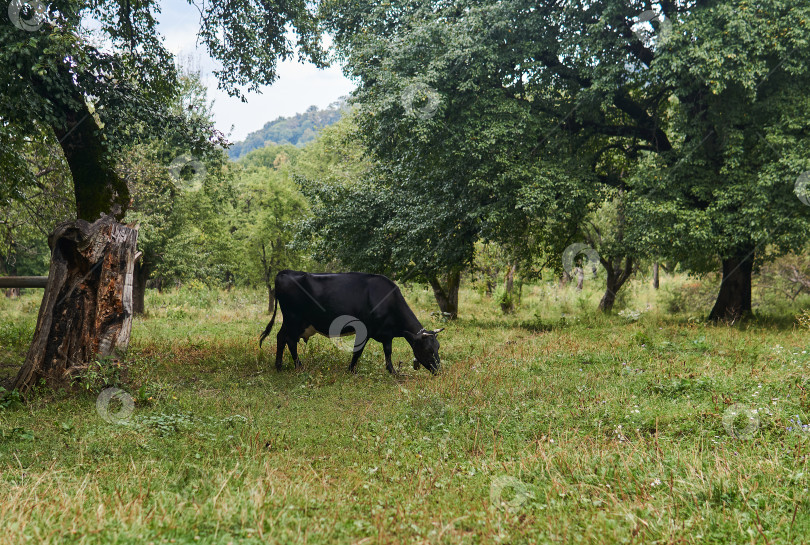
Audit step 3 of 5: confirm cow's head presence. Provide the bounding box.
[409,328,444,374]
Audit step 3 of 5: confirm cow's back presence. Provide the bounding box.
[274,270,417,337]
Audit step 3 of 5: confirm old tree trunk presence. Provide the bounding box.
[45,66,130,223]
[7,61,137,392]
[709,248,754,322]
[599,257,634,313]
[12,217,138,391]
[428,271,461,319]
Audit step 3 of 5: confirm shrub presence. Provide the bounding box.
[797,309,810,330]
[662,275,717,314]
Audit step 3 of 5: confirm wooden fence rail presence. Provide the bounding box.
[0,276,49,288]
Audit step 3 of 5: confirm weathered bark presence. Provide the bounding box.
[575,267,585,290]
[427,271,461,319]
[709,248,754,322]
[652,262,660,289]
[599,257,634,312]
[12,216,138,391]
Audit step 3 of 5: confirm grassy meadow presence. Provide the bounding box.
[1,275,809,544]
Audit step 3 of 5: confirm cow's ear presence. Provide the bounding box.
[431,328,445,335]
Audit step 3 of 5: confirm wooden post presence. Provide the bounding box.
[12,216,138,391]
[132,255,146,316]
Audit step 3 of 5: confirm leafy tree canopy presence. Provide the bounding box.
[323,0,810,319]
[1,0,325,219]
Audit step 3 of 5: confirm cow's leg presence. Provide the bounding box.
[274,327,287,371]
[287,336,302,369]
[348,339,367,374]
[382,339,397,375]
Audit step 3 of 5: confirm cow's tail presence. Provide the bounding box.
[259,295,278,348]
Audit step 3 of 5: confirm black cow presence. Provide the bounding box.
[259,270,444,374]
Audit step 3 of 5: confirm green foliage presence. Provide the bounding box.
[468,242,514,299]
[122,141,236,287]
[0,125,76,276]
[0,387,22,410]
[319,5,582,286]
[237,145,301,170]
[295,114,477,294]
[73,357,124,393]
[137,412,247,438]
[0,315,36,350]
[120,72,313,290]
[662,274,723,315]
[1,0,324,219]
[228,149,310,287]
[0,427,34,442]
[628,1,810,270]
[494,285,514,313]
[228,103,345,159]
[757,250,810,303]
[651,377,715,399]
[324,0,810,317]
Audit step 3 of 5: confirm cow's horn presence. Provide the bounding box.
[431,328,445,334]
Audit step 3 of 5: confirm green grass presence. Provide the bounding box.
[1,276,810,544]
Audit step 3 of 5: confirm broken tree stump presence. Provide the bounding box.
[12,216,138,391]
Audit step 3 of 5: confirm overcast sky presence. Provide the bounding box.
[156,0,356,142]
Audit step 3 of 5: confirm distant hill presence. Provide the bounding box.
[228,102,345,160]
